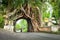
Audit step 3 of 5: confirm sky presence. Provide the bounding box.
[16,20,21,24]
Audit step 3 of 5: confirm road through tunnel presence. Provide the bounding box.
[13,17,33,32]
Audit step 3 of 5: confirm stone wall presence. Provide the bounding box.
[4,20,14,32]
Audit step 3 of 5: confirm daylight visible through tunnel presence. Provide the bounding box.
[15,19,28,32]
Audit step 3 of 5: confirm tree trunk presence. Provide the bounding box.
[5,1,41,32]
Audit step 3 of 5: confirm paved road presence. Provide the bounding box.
[0,29,60,40]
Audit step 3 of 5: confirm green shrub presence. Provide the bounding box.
[0,14,4,28]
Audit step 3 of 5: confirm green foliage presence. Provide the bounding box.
[43,12,50,19]
[42,0,60,21]
[2,0,8,6]
[15,19,28,32]
[0,14,4,28]
[28,0,42,9]
[12,0,25,9]
[1,0,60,19]
[50,0,60,19]
[42,2,52,20]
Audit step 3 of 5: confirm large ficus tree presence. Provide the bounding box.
[2,0,43,32]
[1,0,60,31]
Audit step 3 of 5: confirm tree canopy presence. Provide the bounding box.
[0,0,60,29]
